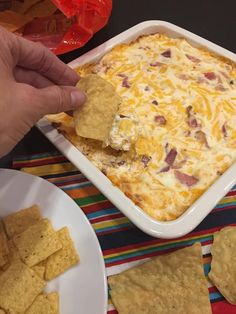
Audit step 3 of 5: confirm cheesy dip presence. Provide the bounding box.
[49,33,236,221]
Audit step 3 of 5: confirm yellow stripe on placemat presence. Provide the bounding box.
[21,163,78,176]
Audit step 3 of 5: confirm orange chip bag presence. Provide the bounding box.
[0,0,112,54]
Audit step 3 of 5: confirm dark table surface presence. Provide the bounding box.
[1,0,236,168]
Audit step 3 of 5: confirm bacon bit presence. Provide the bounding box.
[145,86,150,91]
[152,100,158,105]
[119,114,128,119]
[215,84,226,91]
[138,46,150,50]
[122,77,131,88]
[154,115,166,125]
[195,130,210,148]
[150,61,163,67]
[184,130,191,137]
[204,72,216,80]
[165,148,177,166]
[117,160,126,166]
[101,169,107,175]
[230,80,234,85]
[159,165,170,173]
[186,105,193,117]
[188,116,199,128]
[222,123,228,137]
[51,122,61,128]
[161,49,171,58]
[117,73,127,78]
[186,54,201,63]
[174,170,199,187]
[141,155,151,167]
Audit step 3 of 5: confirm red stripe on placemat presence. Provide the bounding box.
[81,201,115,213]
[212,300,236,314]
[12,156,67,168]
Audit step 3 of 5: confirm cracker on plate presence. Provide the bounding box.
[32,265,45,280]
[74,74,122,142]
[209,226,236,304]
[108,242,211,314]
[45,227,79,281]
[0,259,45,313]
[0,221,9,268]
[13,218,62,267]
[25,292,59,314]
[3,204,42,238]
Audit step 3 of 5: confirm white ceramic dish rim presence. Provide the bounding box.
[37,20,236,239]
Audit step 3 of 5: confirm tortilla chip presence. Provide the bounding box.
[209,226,236,304]
[45,227,79,281]
[25,292,59,314]
[13,218,62,267]
[108,243,211,314]
[18,0,41,14]
[3,204,42,238]
[74,74,122,142]
[24,0,58,18]
[32,265,45,280]
[0,10,33,32]
[0,309,5,314]
[0,259,45,313]
[0,221,9,268]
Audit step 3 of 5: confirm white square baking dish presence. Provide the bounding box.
[37,20,236,239]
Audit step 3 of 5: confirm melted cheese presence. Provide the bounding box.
[49,33,236,221]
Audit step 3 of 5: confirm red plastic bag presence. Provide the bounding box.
[23,0,112,55]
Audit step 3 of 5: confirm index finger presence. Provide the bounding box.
[12,34,79,86]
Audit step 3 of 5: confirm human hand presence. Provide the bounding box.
[0,27,86,158]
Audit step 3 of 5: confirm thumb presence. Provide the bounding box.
[35,85,86,115]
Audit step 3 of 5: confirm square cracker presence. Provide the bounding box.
[45,227,79,280]
[108,243,211,314]
[3,205,42,238]
[13,219,62,267]
[25,292,59,314]
[0,221,9,268]
[0,259,45,313]
[209,226,236,304]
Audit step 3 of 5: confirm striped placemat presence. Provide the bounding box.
[12,151,236,314]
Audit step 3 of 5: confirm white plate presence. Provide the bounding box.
[37,20,236,239]
[0,169,107,314]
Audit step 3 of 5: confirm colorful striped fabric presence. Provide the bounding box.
[12,151,236,314]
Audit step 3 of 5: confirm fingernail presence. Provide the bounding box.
[71,91,86,107]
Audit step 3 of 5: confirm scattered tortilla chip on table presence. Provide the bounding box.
[13,218,62,267]
[209,226,236,304]
[45,227,79,281]
[25,292,59,314]
[0,221,9,268]
[108,242,211,314]
[3,204,42,238]
[74,74,122,142]
[0,259,45,313]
